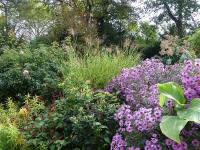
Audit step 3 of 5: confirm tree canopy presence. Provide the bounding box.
[144,0,200,37]
[0,0,199,48]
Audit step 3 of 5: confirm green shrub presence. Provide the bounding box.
[0,99,18,126]
[64,50,141,88]
[0,31,26,54]
[0,99,27,150]
[0,45,66,102]
[21,84,120,150]
[29,36,51,49]
[0,124,25,150]
[189,29,200,57]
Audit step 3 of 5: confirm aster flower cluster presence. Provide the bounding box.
[165,139,187,150]
[133,107,162,131]
[107,59,180,136]
[144,134,162,150]
[114,104,133,133]
[106,59,200,149]
[181,59,200,100]
[110,133,127,150]
[106,59,181,108]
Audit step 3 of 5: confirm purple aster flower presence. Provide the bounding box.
[192,139,199,147]
[108,59,200,149]
[165,139,173,146]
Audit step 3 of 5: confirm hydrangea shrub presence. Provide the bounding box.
[106,59,200,150]
[159,35,192,64]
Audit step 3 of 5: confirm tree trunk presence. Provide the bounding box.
[177,0,184,38]
[163,0,184,38]
[176,21,184,38]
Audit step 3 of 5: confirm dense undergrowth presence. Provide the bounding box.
[0,41,141,150]
[0,33,200,150]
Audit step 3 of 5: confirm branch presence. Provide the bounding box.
[163,1,178,23]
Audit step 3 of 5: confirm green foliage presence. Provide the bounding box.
[133,22,159,46]
[159,116,188,143]
[0,98,18,126]
[177,98,200,123]
[64,50,141,88]
[17,0,52,40]
[29,35,51,49]
[158,82,186,106]
[0,45,66,101]
[0,124,24,150]
[0,31,26,53]
[158,82,200,143]
[0,99,27,150]
[128,22,160,58]
[46,0,136,45]
[21,85,120,150]
[142,42,161,59]
[189,29,200,57]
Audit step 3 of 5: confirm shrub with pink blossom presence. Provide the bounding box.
[106,59,200,150]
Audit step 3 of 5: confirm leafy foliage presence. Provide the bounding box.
[189,28,200,57]
[0,45,66,101]
[45,0,136,45]
[0,124,24,150]
[158,82,200,143]
[21,85,120,150]
[159,116,188,143]
[0,99,27,149]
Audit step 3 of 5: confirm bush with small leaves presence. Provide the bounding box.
[0,45,66,102]
[21,84,120,150]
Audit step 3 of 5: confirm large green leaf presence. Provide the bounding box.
[159,94,167,107]
[160,116,188,143]
[177,98,200,123]
[157,82,186,106]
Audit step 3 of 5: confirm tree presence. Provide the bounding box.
[0,0,19,37]
[16,0,52,40]
[43,0,136,45]
[144,0,200,37]
[91,0,136,45]
[0,0,27,50]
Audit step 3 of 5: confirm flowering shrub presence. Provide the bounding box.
[159,35,191,64]
[106,59,200,150]
[181,59,200,100]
